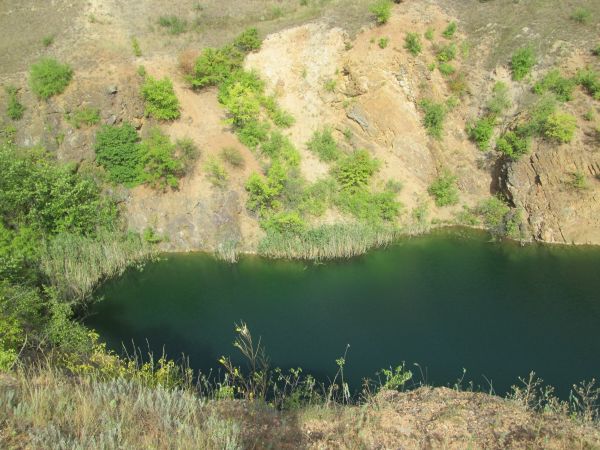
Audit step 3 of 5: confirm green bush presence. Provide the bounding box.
[5,86,25,120]
[435,43,457,62]
[543,112,577,143]
[575,69,600,100]
[221,146,245,168]
[335,150,379,190]
[175,138,199,173]
[571,8,591,24]
[424,28,434,40]
[487,81,511,115]
[65,107,100,128]
[140,128,184,190]
[419,99,446,139]
[233,28,262,52]
[307,128,340,162]
[511,47,535,81]
[261,131,300,166]
[262,211,306,234]
[191,46,244,89]
[336,188,400,223]
[94,123,144,185]
[438,62,455,76]
[495,130,531,160]
[378,37,390,49]
[369,0,393,25]
[467,115,496,151]
[29,58,73,99]
[442,22,457,39]
[246,164,286,214]
[141,76,181,120]
[205,158,228,188]
[593,44,600,56]
[428,172,459,207]
[476,197,521,239]
[533,70,575,102]
[404,33,422,56]
[524,93,557,135]
[158,15,187,35]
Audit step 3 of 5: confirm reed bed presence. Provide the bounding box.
[39,230,157,301]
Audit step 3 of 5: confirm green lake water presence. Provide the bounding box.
[88,229,600,396]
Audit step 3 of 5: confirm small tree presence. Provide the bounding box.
[511,47,535,81]
[428,172,459,206]
[543,112,577,143]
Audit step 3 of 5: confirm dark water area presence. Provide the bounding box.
[87,229,600,397]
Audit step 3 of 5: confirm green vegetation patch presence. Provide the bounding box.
[233,27,262,52]
[435,43,457,63]
[306,127,340,162]
[467,115,496,151]
[404,32,422,56]
[419,99,446,139]
[140,128,186,190]
[65,107,100,129]
[533,70,575,102]
[5,86,25,121]
[575,68,600,100]
[29,58,73,99]
[158,15,187,35]
[141,76,181,120]
[369,0,393,25]
[476,197,522,239]
[95,123,144,186]
[335,149,379,190]
[428,172,459,207]
[511,47,536,81]
[442,22,457,39]
[496,130,531,160]
[543,111,577,143]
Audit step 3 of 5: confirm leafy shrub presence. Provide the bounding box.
[575,68,600,100]
[369,0,393,25]
[42,35,54,47]
[29,58,73,99]
[428,172,459,207]
[335,150,379,190]
[307,128,340,162]
[438,62,455,76]
[263,95,295,128]
[424,28,434,40]
[191,46,244,89]
[511,47,535,81]
[594,44,600,56]
[205,158,228,188]
[221,146,245,168]
[467,115,496,150]
[336,189,400,223]
[299,178,337,216]
[533,70,575,102]
[246,165,286,214]
[378,37,390,49]
[5,86,25,120]
[442,22,457,39]
[95,123,143,185]
[261,131,300,166]
[237,120,270,149]
[496,130,531,160]
[262,211,306,234]
[419,99,446,139]
[543,112,577,143]
[158,15,187,34]
[65,107,100,128]
[404,33,422,55]
[141,76,181,120]
[435,43,457,62]
[524,93,557,135]
[233,28,262,52]
[487,81,511,115]
[140,128,184,190]
[571,8,591,24]
[476,197,521,239]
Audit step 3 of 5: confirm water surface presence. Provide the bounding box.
[88,229,600,396]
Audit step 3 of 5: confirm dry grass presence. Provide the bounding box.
[1,367,598,450]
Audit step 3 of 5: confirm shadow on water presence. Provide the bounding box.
[87,228,600,398]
